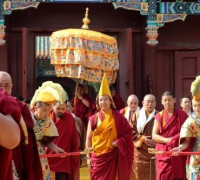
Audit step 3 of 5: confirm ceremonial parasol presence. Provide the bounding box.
[50,8,119,94]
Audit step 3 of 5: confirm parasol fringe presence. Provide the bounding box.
[50,47,118,56]
[51,63,119,71]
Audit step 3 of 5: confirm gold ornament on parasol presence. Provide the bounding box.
[50,8,119,90]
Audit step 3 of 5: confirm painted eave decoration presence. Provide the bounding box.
[1,0,200,46]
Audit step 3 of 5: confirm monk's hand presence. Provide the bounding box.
[112,141,118,147]
[171,146,182,156]
[75,91,82,100]
[87,157,93,169]
[144,136,156,147]
[55,147,65,154]
[166,137,172,144]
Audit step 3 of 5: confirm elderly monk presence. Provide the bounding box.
[0,71,43,180]
[85,74,133,180]
[152,91,188,180]
[130,94,157,180]
[120,94,140,124]
[30,81,66,180]
[0,88,21,180]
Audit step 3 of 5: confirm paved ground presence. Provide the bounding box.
[80,166,90,180]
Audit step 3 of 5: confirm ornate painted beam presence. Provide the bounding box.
[113,0,188,46]
[0,0,39,45]
[0,0,200,46]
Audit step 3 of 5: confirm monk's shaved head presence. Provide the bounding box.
[127,94,139,103]
[127,94,139,113]
[142,94,156,113]
[143,94,156,102]
[0,71,12,82]
[0,71,13,95]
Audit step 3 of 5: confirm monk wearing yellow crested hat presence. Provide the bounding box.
[30,81,67,180]
[172,76,200,180]
[85,73,133,180]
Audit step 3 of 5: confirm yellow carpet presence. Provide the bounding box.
[79,166,90,180]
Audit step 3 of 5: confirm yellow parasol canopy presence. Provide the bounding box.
[50,8,119,84]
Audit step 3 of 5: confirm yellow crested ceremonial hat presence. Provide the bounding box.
[36,91,56,104]
[191,76,200,101]
[30,81,67,109]
[99,73,112,98]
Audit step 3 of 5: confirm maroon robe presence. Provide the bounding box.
[154,108,188,180]
[73,94,96,130]
[12,99,43,180]
[89,110,133,180]
[0,88,21,180]
[47,110,79,180]
[112,94,125,111]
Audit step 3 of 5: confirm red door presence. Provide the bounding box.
[175,51,200,107]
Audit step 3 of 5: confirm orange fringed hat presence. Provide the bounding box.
[191,76,200,101]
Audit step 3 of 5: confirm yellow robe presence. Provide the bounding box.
[92,110,118,179]
[92,110,117,156]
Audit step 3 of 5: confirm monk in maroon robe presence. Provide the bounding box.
[112,94,125,111]
[0,71,43,180]
[13,99,43,180]
[73,85,96,130]
[47,101,79,180]
[110,85,125,111]
[86,74,133,180]
[152,91,188,180]
[0,88,21,180]
[88,110,133,180]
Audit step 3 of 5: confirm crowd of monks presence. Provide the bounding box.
[1,69,200,180]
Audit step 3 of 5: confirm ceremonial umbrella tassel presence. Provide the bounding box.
[50,8,119,112]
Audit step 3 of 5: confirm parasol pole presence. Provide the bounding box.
[75,79,80,96]
[83,80,88,94]
[74,7,90,115]
[148,148,200,156]
[81,7,89,95]
[74,79,80,115]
